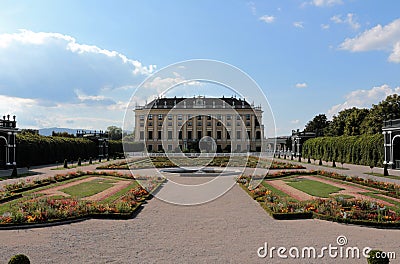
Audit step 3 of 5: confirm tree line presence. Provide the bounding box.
[304,94,400,136]
[300,94,400,167]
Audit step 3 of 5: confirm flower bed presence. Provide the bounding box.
[96,156,306,170]
[0,171,164,227]
[0,184,159,227]
[237,175,400,227]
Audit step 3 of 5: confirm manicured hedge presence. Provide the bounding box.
[16,134,98,167]
[302,134,383,167]
[15,135,145,167]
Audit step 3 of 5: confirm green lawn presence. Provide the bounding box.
[61,178,115,198]
[286,179,344,198]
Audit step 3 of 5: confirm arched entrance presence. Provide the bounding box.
[0,136,8,168]
[392,136,400,169]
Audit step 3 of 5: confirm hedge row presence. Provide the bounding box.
[301,134,384,167]
[16,134,98,167]
[16,134,144,167]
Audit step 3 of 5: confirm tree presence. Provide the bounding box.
[52,131,75,138]
[107,126,122,140]
[360,94,400,134]
[343,108,369,136]
[304,114,329,136]
[325,108,365,136]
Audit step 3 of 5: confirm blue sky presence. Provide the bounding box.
[0,0,400,135]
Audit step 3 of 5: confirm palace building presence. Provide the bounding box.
[133,96,264,153]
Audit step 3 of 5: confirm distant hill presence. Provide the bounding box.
[39,127,83,136]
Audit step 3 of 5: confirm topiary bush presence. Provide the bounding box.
[8,254,30,264]
[77,158,81,166]
[367,250,389,264]
[63,159,68,169]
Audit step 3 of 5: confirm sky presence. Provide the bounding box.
[0,0,400,136]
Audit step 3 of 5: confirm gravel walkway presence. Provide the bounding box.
[1,181,400,263]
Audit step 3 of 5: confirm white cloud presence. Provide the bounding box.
[291,119,300,124]
[247,1,256,15]
[259,15,276,24]
[293,21,304,28]
[327,84,400,117]
[0,94,127,129]
[0,29,157,129]
[295,82,308,88]
[339,18,400,62]
[304,0,343,7]
[0,30,155,103]
[321,24,330,30]
[330,13,360,30]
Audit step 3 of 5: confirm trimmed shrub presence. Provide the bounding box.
[8,254,30,264]
[302,134,383,167]
[77,158,81,166]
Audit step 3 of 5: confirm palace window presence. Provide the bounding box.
[227,115,232,120]
[217,131,222,139]
[148,131,153,140]
[236,131,241,139]
[158,114,163,119]
[139,115,144,120]
[178,114,183,120]
[140,131,144,140]
[168,114,173,120]
[148,114,153,120]
[168,131,172,140]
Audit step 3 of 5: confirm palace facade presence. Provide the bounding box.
[134,96,264,153]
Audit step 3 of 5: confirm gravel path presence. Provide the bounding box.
[1,181,400,263]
